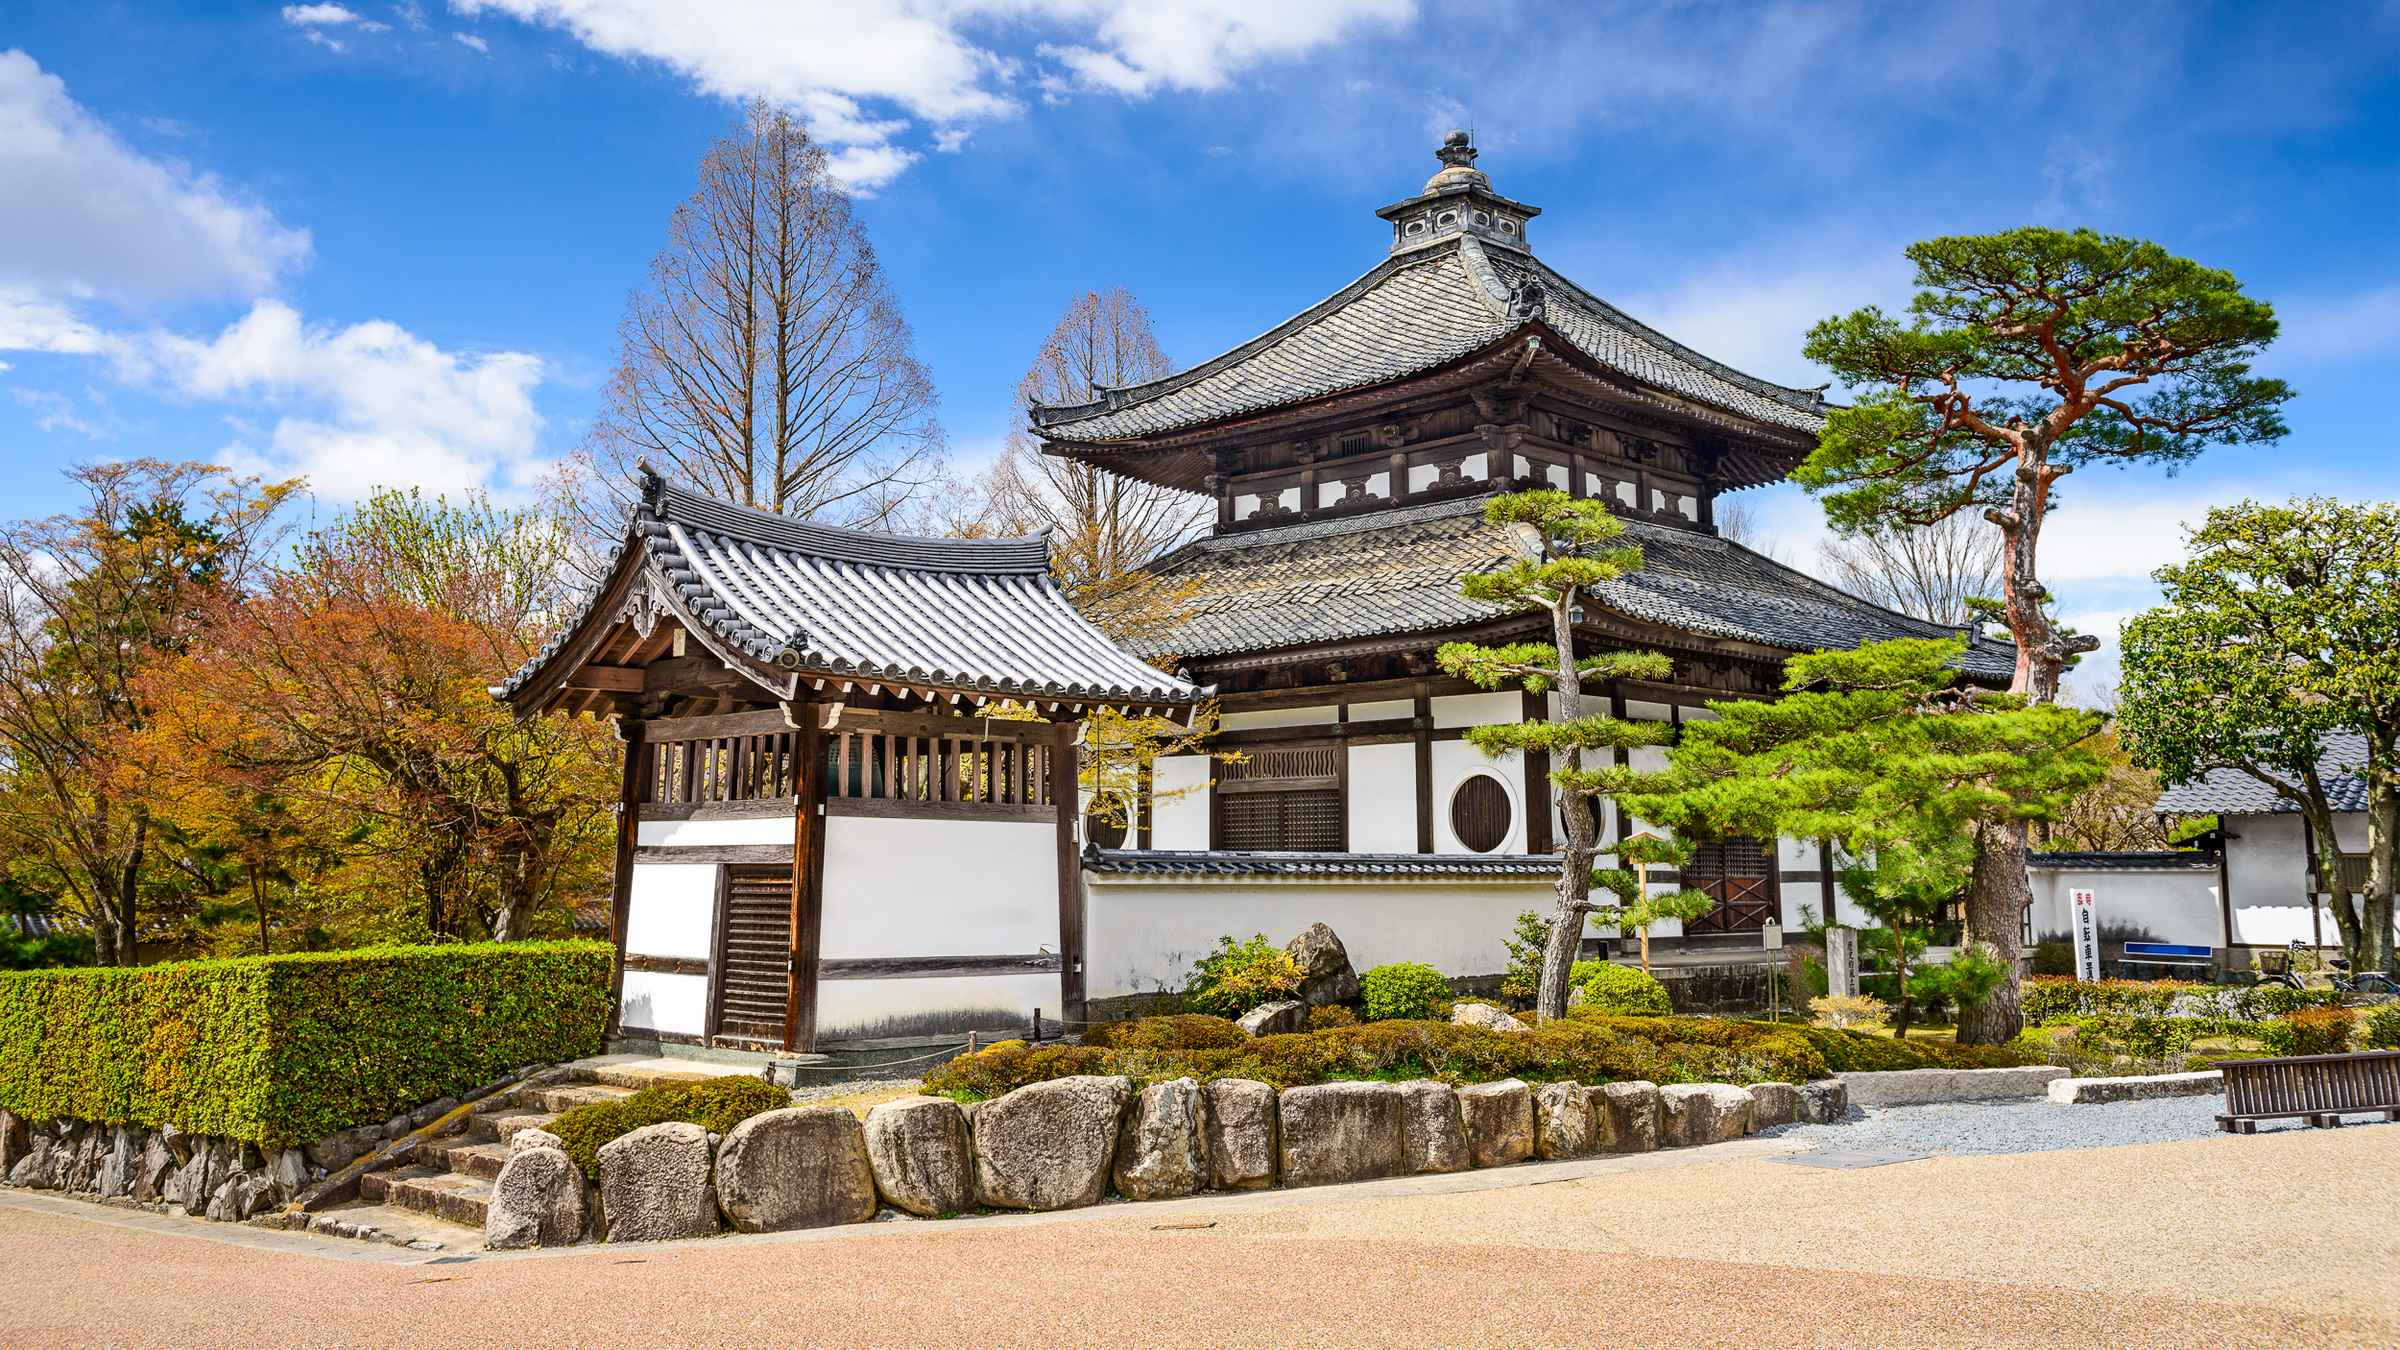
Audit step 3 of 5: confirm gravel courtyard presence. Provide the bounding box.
[1768,1094,2400,1157]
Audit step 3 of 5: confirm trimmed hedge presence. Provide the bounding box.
[1569,961,1672,1016]
[1360,962,1454,1021]
[0,941,611,1147]
[2020,976,2340,1026]
[2366,1003,2400,1051]
[1082,1014,1249,1051]
[1758,1022,2029,1074]
[550,1076,792,1175]
[2257,1006,2356,1057]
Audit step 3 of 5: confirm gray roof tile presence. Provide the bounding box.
[1085,849,1561,879]
[2153,732,2371,815]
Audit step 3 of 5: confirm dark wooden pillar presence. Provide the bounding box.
[787,719,827,1052]
[1818,838,1838,927]
[605,714,647,1038]
[1413,691,1435,854]
[1051,720,1087,1026]
[1522,689,1553,854]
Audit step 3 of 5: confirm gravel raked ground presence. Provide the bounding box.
[1765,1093,2400,1157]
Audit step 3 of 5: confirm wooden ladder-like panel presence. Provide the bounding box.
[714,865,793,1044]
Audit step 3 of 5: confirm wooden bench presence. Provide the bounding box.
[2216,1049,2400,1132]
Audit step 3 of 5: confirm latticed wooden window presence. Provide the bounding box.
[1218,745,1342,852]
[1449,774,1512,853]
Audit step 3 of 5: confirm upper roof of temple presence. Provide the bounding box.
[1027,133,1830,451]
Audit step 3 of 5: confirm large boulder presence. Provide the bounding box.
[864,1095,973,1218]
[714,1107,877,1234]
[1394,1081,1469,1175]
[1457,1079,1534,1168]
[1284,924,1360,1006]
[95,1127,137,1199]
[1114,1078,1209,1201]
[1747,1082,1800,1129]
[0,1110,25,1177]
[1237,1000,1307,1037]
[1202,1079,1278,1191]
[1796,1079,1848,1124]
[485,1145,589,1249]
[204,1173,264,1222]
[1450,1002,1524,1034]
[972,1075,1132,1211]
[8,1134,49,1189]
[1277,1082,1404,1187]
[61,1124,105,1192]
[1600,1081,1660,1153]
[1660,1084,1754,1147]
[597,1121,721,1241]
[1533,1082,1603,1160]
[510,1127,565,1156]
[132,1133,175,1202]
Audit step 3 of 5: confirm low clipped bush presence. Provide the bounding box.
[1569,961,1671,1016]
[0,940,610,1147]
[2072,1013,2205,1064]
[1082,1014,1247,1051]
[2364,1003,2400,1051]
[1360,962,1453,1022]
[1306,1004,1358,1031]
[2020,976,2341,1027]
[1183,935,1305,1018]
[549,1075,793,1175]
[1777,1023,2029,1073]
[2257,1006,2356,1057]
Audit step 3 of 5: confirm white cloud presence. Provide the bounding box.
[281,4,384,28]
[449,0,1413,187]
[0,50,311,309]
[1607,241,1911,388]
[0,288,106,355]
[2270,282,2400,367]
[454,31,490,53]
[126,300,552,501]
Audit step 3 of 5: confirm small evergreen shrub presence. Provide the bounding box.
[2364,1003,2400,1051]
[2072,1013,2204,1065]
[1500,909,1550,1001]
[1081,1014,1247,1051]
[1360,962,1454,1021]
[549,1075,793,1175]
[1809,994,1889,1029]
[1779,1023,2027,1073]
[1568,961,1671,1015]
[2257,1006,2356,1057]
[1182,935,1305,1018]
[2020,976,2342,1027]
[1305,1004,1358,1031]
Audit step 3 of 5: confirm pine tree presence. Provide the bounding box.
[1591,832,1713,974]
[1436,491,1672,1021]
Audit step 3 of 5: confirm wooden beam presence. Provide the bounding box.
[643,654,756,697]
[818,953,1064,980]
[621,953,706,977]
[1052,721,1087,1026]
[639,706,794,742]
[824,797,1052,824]
[703,865,731,1046]
[633,844,792,864]
[1522,689,1553,854]
[1413,692,1434,854]
[566,665,644,693]
[605,718,646,1038]
[789,722,827,1053]
[638,800,791,822]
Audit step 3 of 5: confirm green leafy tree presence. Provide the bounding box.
[1611,638,2106,1042]
[1797,228,2289,1001]
[1591,832,1714,973]
[1837,840,1971,1036]
[2118,499,2400,974]
[1436,491,1672,1021]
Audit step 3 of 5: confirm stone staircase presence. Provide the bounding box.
[307,1060,726,1251]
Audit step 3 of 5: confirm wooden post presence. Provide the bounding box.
[703,865,731,1047]
[1521,689,1552,854]
[605,715,647,1038]
[1413,691,1434,854]
[1052,720,1087,1027]
[787,720,827,1053]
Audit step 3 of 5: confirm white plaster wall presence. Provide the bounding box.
[1347,698,1413,723]
[1219,705,1338,732]
[1151,755,1209,849]
[1085,880,1551,998]
[2227,813,2305,945]
[2028,868,2221,948]
[624,863,715,959]
[814,972,1062,1041]
[1431,691,1519,729]
[636,816,792,847]
[619,971,707,1038]
[1347,741,1416,852]
[819,816,1056,959]
[1430,740,1525,854]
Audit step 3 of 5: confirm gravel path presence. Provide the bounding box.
[1767,1094,2398,1157]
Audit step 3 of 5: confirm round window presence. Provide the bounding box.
[1084,797,1131,850]
[1449,775,1513,854]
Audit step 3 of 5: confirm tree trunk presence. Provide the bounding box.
[2366,768,2398,975]
[2301,788,2366,966]
[1955,823,2026,1044]
[1536,587,1590,1023]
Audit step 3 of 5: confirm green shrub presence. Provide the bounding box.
[1182,935,1305,1018]
[1500,909,1550,1001]
[2257,1006,2356,1057]
[2073,1013,2204,1064]
[1081,1014,1248,1051]
[0,940,610,1147]
[1306,1004,1358,1031]
[2029,940,2076,977]
[2364,1003,2400,1051]
[1360,962,1453,1021]
[549,1076,792,1175]
[1778,1022,2030,1073]
[1569,960,1671,1015]
[2019,976,2341,1027]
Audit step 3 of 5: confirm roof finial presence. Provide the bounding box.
[1437,128,1476,169]
[633,458,666,512]
[1422,128,1492,195]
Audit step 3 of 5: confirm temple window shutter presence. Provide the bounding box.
[1217,745,1342,852]
[1449,774,1512,853]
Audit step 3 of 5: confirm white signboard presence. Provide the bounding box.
[1824,927,1860,997]
[2070,887,2102,982]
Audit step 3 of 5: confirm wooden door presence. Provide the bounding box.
[1683,837,1777,935]
[711,865,793,1046]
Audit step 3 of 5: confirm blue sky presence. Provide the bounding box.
[5,1,2398,691]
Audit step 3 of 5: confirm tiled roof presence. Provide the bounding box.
[1134,494,2018,681]
[2152,732,2372,816]
[2027,851,2219,872]
[1083,848,1561,879]
[1028,236,1827,443]
[500,480,1196,706]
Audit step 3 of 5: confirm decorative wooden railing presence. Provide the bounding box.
[635,707,1059,815]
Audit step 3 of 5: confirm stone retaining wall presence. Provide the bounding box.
[1836,1066,2069,1107]
[486,1074,1849,1249]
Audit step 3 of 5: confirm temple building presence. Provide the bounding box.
[1034,133,2014,1007]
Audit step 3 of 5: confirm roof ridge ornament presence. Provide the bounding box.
[1376,129,1538,258]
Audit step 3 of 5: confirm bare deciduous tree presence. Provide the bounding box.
[962,287,1206,639]
[1817,514,2005,626]
[577,98,941,541]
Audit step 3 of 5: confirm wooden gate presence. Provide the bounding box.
[1682,837,1777,935]
[710,865,793,1046]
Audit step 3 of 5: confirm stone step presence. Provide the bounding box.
[305,1199,483,1252]
[469,1111,558,1146]
[360,1163,493,1228]
[516,1083,637,1114]
[576,1064,722,1091]
[411,1138,515,1181]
